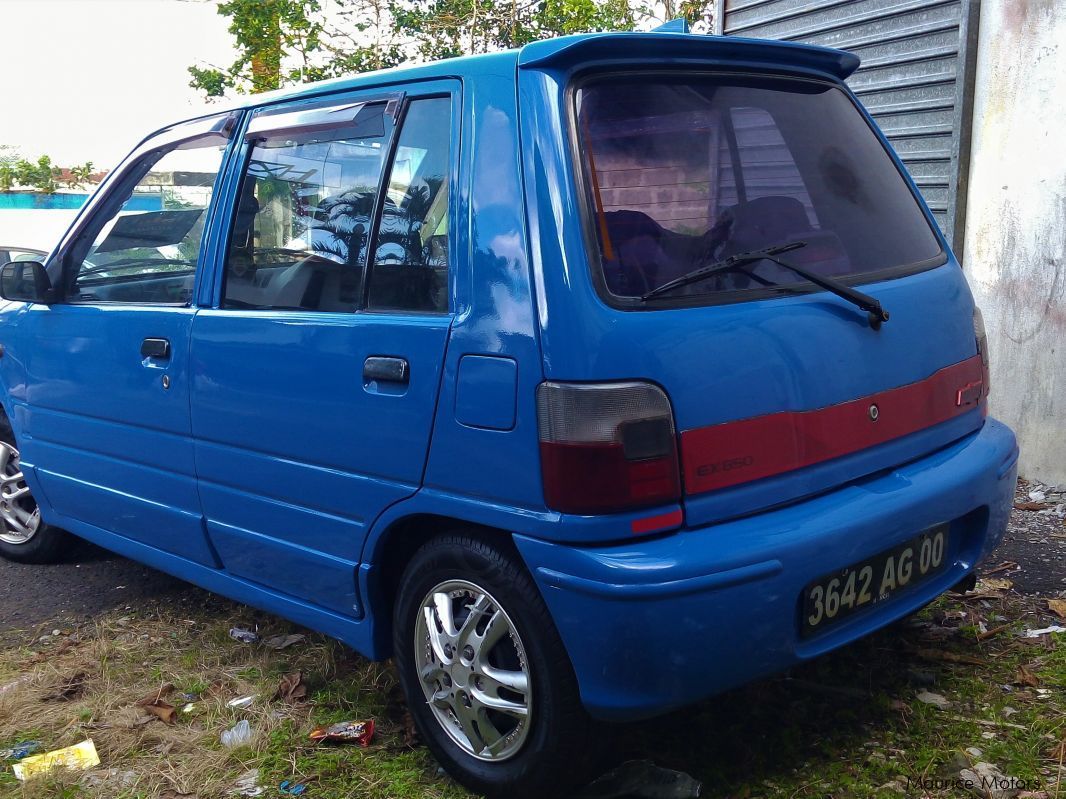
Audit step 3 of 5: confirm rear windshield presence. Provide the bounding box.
[574,74,943,303]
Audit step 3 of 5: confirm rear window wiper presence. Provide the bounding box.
[641,241,890,329]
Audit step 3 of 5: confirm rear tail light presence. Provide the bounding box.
[974,307,991,406]
[536,381,681,514]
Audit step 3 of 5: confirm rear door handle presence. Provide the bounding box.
[141,337,171,360]
[363,356,409,384]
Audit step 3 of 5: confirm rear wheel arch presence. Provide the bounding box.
[364,514,524,657]
[0,404,12,445]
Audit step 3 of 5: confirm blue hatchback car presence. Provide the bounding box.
[0,26,1018,798]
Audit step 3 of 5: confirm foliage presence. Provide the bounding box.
[0,147,95,194]
[18,155,61,194]
[392,0,636,59]
[64,162,96,190]
[0,146,18,192]
[189,0,713,96]
[189,0,327,97]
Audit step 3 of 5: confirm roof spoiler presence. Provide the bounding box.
[518,30,860,81]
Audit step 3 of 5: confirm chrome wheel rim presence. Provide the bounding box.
[414,579,532,762]
[0,442,39,545]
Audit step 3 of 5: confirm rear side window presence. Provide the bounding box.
[575,74,943,303]
[222,96,453,315]
[368,97,452,313]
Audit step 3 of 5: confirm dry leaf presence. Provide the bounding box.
[28,638,75,664]
[978,577,1013,591]
[1047,599,1066,620]
[142,701,177,724]
[1015,664,1041,687]
[908,648,987,666]
[402,710,420,747]
[274,672,307,704]
[983,561,1019,576]
[42,672,88,702]
[264,633,305,650]
[1014,501,1051,511]
[916,690,951,709]
[134,683,174,706]
[977,623,1012,641]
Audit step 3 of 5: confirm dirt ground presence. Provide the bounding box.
[0,481,1061,798]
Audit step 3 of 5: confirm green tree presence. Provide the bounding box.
[319,0,406,74]
[65,162,95,189]
[189,0,663,97]
[15,156,61,194]
[391,0,636,59]
[189,0,325,97]
[0,148,99,193]
[0,146,18,192]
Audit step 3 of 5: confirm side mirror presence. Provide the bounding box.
[0,261,53,303]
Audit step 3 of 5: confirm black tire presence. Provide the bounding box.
[393,533,604,799]
[0,419,70,564]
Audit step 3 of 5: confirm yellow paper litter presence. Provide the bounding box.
[12,739,100,781]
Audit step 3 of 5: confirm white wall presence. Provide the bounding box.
[964,0,1066,484]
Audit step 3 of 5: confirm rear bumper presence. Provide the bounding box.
[514,418,1019,721]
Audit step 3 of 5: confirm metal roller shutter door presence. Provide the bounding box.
[716,0,979,255]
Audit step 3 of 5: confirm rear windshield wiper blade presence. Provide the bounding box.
[641,241,890,328]
[641,241,806,300]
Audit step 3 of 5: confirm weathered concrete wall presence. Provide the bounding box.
[964,0,1066,483]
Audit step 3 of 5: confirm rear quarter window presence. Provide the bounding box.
[573,74,944,304]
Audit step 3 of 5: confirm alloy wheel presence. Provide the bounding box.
[0,442,40,545]
[414,579,533,761]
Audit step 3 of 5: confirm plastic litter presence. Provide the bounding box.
[577,759,702,799]
[0,741,40,761]
[279,780,307,795]
[12,739,100,781]
[309,719,375,746]
[221,720,254,749]
[229,627,260,644]
[232,768,264,796]
[1025,625,1066,638]
[227,695,256,709]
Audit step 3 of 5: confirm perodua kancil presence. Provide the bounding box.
[0,26,1017,798]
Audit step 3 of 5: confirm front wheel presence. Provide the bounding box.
[0,439,70,564]
[393,534,602,799]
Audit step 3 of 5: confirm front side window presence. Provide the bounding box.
[575,74,943,303]
[69,138,227,304]
[223,102,394,312]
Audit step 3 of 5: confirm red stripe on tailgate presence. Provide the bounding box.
[680,356,985,495]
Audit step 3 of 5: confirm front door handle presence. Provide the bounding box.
[141,337,171,360]
[363,356,409,384]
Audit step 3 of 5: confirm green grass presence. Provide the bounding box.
[0,588,1061,798]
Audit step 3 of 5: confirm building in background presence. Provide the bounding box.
[717,0,1066,485]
